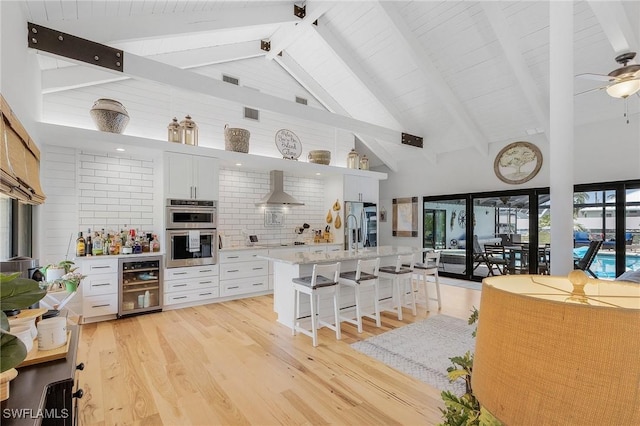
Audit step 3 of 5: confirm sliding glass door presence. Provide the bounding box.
[423,198,467,275]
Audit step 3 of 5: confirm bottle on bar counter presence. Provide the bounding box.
[86,229,93,256]
[92,230,103,255]
[76,232,86,257]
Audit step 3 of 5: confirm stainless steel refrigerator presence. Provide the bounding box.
[344,202,377,249]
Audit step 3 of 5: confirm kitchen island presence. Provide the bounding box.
[259,246,425,330]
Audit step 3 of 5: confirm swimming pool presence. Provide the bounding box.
[591,252,640,278]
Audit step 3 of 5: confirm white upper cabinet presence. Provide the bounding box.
[343,175,379,203]
[165,152,219,200]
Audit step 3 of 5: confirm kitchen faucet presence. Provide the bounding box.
[346,213,359,253]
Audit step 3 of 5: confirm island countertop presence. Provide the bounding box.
[258,245,423,265]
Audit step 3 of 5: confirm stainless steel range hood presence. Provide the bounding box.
[255,170,304,206]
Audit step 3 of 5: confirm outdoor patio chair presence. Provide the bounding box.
[484,244,510,275]
[574,240,603,278]
[472,235,491,274]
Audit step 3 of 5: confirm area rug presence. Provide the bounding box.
[351,315,475,394]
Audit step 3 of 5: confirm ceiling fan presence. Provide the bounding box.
[576,52,640,98]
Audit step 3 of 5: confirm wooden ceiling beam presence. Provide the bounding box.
[482,2,550,139]
[588,1,638,54]
[376,1,489,157]
[42,41,265,93]
[275,51,399,172]
[35,3,298,44]
[311,24,435,164]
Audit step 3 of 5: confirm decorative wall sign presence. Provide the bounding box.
[494,141,543,185]
[274,129,302,160]
[379,206,387,222]
[392,197,418,237]
[264,208,285,227]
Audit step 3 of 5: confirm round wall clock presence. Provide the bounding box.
[494,141,543,185]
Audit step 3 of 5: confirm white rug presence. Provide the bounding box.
[351,314,475,394]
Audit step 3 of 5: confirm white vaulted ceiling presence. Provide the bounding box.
[23,0,640,170]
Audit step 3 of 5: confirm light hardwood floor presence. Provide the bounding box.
[76,280,481,425]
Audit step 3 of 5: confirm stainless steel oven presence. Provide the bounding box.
[165,199,218,268]
[166,199,217,229]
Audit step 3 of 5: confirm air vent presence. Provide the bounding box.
[222,75,239,85]
[244,107,260,121]
[295,96,308,105]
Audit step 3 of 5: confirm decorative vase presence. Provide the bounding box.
[224,124,250,153]
[90,99,130,134]
[65,281,77,293]
[347,148,359,169]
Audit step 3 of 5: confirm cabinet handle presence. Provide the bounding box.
[199,281,212,284]
[227,256,239,259]
[199,292,212,296]
[252,283,263,286]
[92,304,110,308]
[194,187,197,199]
[174,296,188,300]
[76,363,85,371]
[73,389,84,399]
[199,269,212,273]
[173,272,188,275]
[93,283,111,287]
[252,267,264,270]
[92,266,111,269]
[227,269,239,273]
[174,284,187,287]
[228,286,239,289]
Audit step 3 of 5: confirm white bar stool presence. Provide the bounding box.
[412,250,442,312]
[338,257,381,332]
[378,253,415,320]
[292,262,341,347]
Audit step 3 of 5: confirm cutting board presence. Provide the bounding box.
[10,308,47,321]
[18,331,71,368]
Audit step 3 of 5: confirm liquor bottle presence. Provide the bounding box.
[76,232,86,257]
[92,231,103,256]
[86,229,93,256]
[151,234,160,252]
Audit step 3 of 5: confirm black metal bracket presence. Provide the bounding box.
[294,4,306,19]
[27,22,123,72]
[401,133,423,148]
[261,40,271,52]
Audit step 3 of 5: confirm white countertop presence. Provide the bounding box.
[258,246,423,265]
[72,252,164,261]
[220,243,341,252]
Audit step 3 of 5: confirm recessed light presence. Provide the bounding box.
[116,148,125,152]
[235,163,242,166]
[315,172,321,176]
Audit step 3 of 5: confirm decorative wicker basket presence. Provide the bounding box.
[308,150,331,165]
[224,124,250,153]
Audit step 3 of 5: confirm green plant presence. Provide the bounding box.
[0,272,47,372]
[438,308,501,426]
[39,260,76,276]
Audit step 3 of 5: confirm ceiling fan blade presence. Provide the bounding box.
[574,86,607,96]
[575,73,614,82]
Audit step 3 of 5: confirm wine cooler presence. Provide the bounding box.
[118,256,163,317]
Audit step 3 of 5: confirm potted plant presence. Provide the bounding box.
[0,272,47,400]
[39,260,76,283]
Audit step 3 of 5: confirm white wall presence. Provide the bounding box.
[378,116,640,247]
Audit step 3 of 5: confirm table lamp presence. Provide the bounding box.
[473,271,640,425]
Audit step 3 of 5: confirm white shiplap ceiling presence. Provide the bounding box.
[23,0,640,169]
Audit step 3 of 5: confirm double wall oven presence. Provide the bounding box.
[165,199,218,268]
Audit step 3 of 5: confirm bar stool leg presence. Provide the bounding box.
[422,272,431,312]
[333,289,341,340]
[310,292,318,347]
[435,272,442,310]
[292,288,298,336]
[374,282,381,327]
[354,285,363,333]
[395,277,403,320]
[407,276,417,315]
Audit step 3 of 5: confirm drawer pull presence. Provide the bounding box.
[199,269,213,273]
[199,281,212,284]
[227,269,239,273]
[92,303,110,308]
[228,286,239,289]
[93,283,111,287]
[227,256,239,259]
[73,389,84,399]
[199,292,213,296]
[252,267,264,270]
[92,266,111,269]
[252,283,263,286]
[174,284,187,287]
[174,296,188,300]
[76,363,85,371]
[173,272,188,275]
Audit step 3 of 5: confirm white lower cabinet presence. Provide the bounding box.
[78,258,119,323]
[219,249,269,298]
[163,265,219,307]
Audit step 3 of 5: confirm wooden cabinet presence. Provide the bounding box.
[164,152,219,200]
[163,265,219,307]
[343,174,378,203]
[78,258,119,323]
[219,249,269,297]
